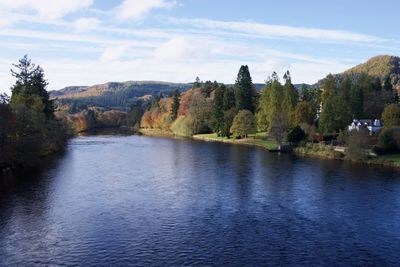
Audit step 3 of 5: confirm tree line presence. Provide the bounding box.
[136,65,400,154]
[0,56,67,170]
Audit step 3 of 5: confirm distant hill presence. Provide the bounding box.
[50,81,193,111]
[317,55,400,93]
[344,55,400,78]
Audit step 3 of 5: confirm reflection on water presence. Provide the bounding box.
[1,135,400,266]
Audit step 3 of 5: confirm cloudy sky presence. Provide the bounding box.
[0,0,399,93]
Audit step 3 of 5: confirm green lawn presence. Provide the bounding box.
[380,154,400,163]
[245,139,278,150]
[196,133,227,140]
[193,133,278,150]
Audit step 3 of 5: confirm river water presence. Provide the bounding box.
[1,135,399,266]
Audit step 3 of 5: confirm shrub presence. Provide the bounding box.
[374,127,400,154]
[286,126,306,144]
[346,128,371,161]
[382,104,400,127]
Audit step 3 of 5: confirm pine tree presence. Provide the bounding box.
[349,80,364,119]
[202,80,213,97]
[281,70,298,127]
[234,65,255,112]
[194,76,201,88]
[222,86,235,111]
[10,55,53,118]
[383,76,392,91]
[210,85,225,135]
[318,74,352,133]
[255,81,271,132]
[170,89,180,120]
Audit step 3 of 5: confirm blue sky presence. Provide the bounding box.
[0,0,399,93]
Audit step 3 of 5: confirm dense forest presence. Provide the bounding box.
[133,61,400,159]
[0,56,67,170]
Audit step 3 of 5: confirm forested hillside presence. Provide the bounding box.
[317,55,400,95]
[50,81,193,112]
[50,80,284,113]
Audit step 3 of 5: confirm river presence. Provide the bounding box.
[1,135,400,266]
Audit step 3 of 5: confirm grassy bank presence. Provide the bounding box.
[293,143,344,160]
[294,143,400,168]
[139,128,178,138]
[193,133,278,150]
[372,154,400,168]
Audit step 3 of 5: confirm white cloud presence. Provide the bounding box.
[73,17,100,32]
[100,46,129,62]
[0,28,160,49]
[171,18,383,43]
[153,37,208,61]
[116,0,176,20]
[0,0,94,20]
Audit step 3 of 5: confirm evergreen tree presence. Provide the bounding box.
[202,80,213,97]
[349,80,364,118]
[319,74,338,133]
[222,86,235,111]
[210,85,225,135]
[221,108,237,138]
[281,70,299,126]
[170,89,180,120]
[194,76,201,88]
[383,76,392,91]
[318,74,352,133]
[10,55,54,118]
[294,101,315,125]
[234,65,255,112]
[8,55,66,165]
[255,81,272,132]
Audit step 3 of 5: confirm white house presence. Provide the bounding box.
[348,119,383,134]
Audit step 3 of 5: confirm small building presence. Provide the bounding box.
[348,119,383,134]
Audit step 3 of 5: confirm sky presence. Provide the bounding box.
[0,0,399,93]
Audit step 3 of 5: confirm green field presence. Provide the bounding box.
[193,133,278,150]
[379,154,400,163]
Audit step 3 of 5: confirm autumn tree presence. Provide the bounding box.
[382,103,400,127]
[230,109,256,138]
[8,55,66,165]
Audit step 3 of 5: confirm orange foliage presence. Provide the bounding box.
[178,88,204,116]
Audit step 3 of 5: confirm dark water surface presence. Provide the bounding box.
[1,135,400,266]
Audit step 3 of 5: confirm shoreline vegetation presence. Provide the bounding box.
[139,128,400,169]
[1,56,67,174]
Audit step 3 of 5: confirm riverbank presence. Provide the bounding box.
[138,128,178,138]
[139,129,400,169]
[192,133,278,150]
